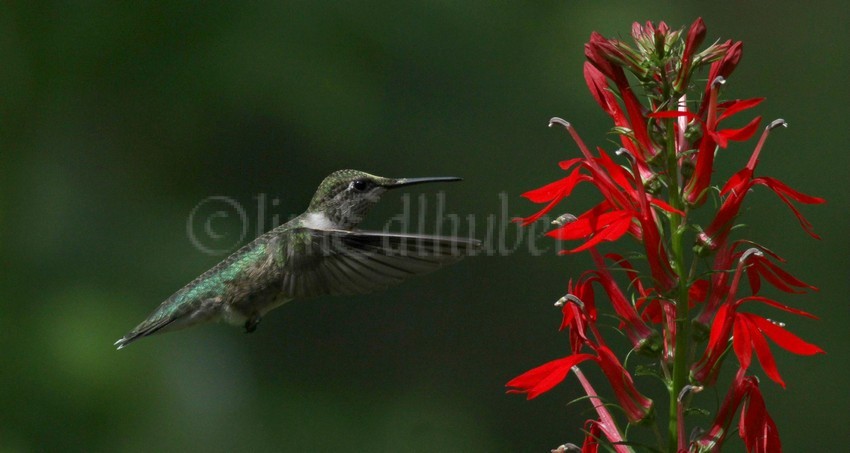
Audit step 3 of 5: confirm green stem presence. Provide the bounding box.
[664,116,690,453]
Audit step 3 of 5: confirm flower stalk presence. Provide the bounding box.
[507,18,824,452]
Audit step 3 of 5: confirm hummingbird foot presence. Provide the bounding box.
[244,314,261,333]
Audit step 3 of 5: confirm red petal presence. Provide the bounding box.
[548,205,621,240]
[506,354,594,399]
[705,304,734,359]
[583,62,614,116]
[720,167,753,195]
[733,314,753,370]
[594,345,653,422]
[713,116,762,148]
[716,97,765,122]
[746,317,785,387]
[648,110,700,121]
[739,383,782,453]
[751,176,824,238]
[558,157,584,171]
[748,315,825,356]
[521,168,586,203]
[689,279,709,304]
[750,254,817,294]
[649,197,685,215]
[736,295,819,319]
[596,148,635,194]
[581,420,602,453]
[756,176,825,204]
[565,211,634,253]
[517,169,591,226]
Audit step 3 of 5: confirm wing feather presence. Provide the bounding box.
[279,229,480,298]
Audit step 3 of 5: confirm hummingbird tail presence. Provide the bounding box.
[114,317,178,350]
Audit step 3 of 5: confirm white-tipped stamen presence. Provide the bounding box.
[615,147,636,165]
[552,213,578,226]
[678,384,704,402]
[739,247,764,264]
[555,294,585,309]
[550,444,581,453]
[768,118,787,131]
[548,117,571,129]
[712,76,726,88]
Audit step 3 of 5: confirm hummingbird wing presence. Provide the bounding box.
[280,229,481,298]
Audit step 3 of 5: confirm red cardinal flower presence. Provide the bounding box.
[506,344,653,423]
[738,377,781,453]
[693,273,824,387]
[696,120,825,252]
[650,94,764,206]
[509,19,822,452]
[518,122,679,290]
[693,369,780,452]
[506,354,595,400]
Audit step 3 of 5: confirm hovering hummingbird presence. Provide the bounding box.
[115,169,480,349]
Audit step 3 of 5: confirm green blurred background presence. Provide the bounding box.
[2,1,848,451]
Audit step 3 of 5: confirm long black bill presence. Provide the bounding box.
[385,176,462,188]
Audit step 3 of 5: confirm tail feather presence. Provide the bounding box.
[114,316,178,350]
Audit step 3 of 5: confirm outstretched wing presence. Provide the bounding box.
[279,229,481,298]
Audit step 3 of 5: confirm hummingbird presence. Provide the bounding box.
[114,169,480,349]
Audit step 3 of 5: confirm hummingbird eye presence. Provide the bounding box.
[350,179,370,192]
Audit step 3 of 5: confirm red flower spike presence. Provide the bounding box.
[512,19,820,452]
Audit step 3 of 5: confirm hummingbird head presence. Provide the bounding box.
[305,169,461,230]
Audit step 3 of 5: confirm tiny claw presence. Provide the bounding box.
[245,314,262,333]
